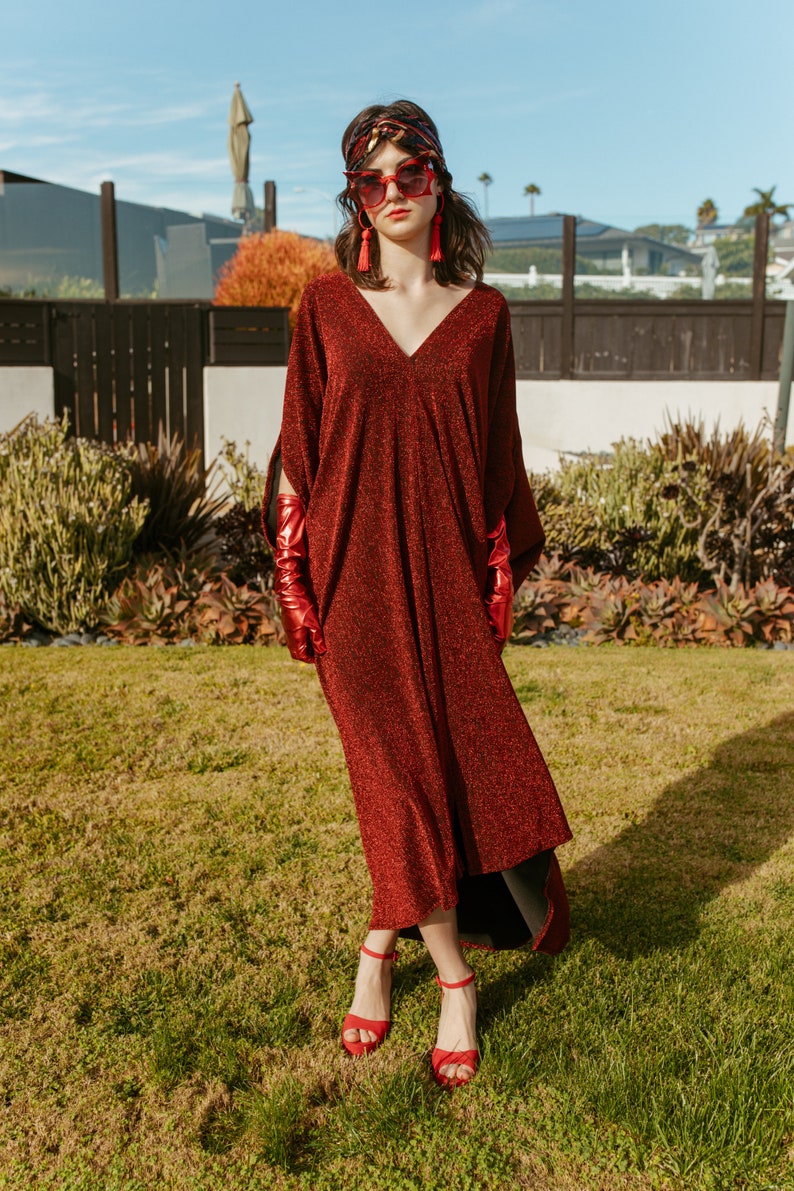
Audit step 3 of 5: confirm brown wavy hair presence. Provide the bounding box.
[335,99,491,290]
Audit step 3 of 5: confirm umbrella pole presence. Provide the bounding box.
[264,181,277,233]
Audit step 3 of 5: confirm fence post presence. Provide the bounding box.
[749,211,769,379]
[264,181,277,233]
[560,214,576,379]
[100,181,119,302]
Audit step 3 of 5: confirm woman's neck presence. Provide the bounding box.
[376,232,436,292]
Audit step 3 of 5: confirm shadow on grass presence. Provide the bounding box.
[564,710,794,959]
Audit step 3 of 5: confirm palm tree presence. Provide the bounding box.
[743,186,791,222]
[524,183,541,217]
[697,198,718,228]
[477,172,493,219]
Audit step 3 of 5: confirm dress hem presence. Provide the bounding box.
[370,840,572,954]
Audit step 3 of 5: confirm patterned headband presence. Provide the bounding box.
[344,115,446,173]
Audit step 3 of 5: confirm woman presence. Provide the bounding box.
[262,100,572,1088]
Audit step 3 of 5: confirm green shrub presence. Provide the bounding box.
[213,503,274,587]
[217,438,267,510]
[0,416,149,634]
[655,419,794,588]
[120,429,227,559]
[214,439,273,586]
[533,419,794,587]
[533,437,705,582]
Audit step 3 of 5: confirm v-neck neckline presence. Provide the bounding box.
[344,273,480,362]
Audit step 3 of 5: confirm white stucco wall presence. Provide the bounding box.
[204,367,787,476]
[3,365,788,477]
[515,379,784,473]
[204,366,288,481]
[0,368,55,435]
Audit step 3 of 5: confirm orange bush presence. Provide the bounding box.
[214,230,336,325]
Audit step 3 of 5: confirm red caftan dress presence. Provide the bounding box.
[263,271,572,953]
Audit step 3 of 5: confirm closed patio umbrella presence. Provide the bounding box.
[228,82,255,224]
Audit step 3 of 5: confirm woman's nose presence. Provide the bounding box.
[384,179,402,202]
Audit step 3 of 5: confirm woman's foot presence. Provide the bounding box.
[433,966,478,1085]
[342,936,398,1051]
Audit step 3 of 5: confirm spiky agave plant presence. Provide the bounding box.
[120,427,227,559]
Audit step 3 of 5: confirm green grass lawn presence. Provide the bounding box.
[0,644,793,1191]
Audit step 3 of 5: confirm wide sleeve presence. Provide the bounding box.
[483,300,545,590]
[261,283,327,550]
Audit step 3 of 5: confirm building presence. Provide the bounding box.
[486,214,701,275]
[0,170,244,298]
[771,220,794,264]
[690,220,754,250]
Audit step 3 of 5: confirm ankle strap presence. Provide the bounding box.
[436,970,475,990]
[361,944,399,962]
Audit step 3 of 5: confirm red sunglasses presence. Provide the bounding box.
[344,155,436,209]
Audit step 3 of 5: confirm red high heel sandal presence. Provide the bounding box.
[431,971,480,1089]
[341,943,399,1057]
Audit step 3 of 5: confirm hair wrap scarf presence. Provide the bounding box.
[344,115,446,172]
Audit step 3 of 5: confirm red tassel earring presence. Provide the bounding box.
[430,193,445,263]
[357,210,373,272]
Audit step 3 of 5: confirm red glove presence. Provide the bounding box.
[275,493,327,663]
[484,515,514,651]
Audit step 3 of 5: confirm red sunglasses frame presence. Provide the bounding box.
[344,155,436,209]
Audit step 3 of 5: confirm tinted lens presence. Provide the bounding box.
[396,162,430,196]
[355,176,386,207]
[350,160,430,207]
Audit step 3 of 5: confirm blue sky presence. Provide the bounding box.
[2,0,792,239]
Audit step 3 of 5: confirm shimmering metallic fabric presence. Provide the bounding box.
[262,272,572,941]
[484,515,514,648]
[274,493,326,662]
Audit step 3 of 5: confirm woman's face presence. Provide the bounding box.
[354,138,440,245]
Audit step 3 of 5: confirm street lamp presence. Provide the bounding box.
[293,186,339,237]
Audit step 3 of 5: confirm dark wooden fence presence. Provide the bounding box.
[508,299,786,380]
[0,300,290,454]
[0,294,786,453]
[209,306,291,365]
[0,301,49,364]
[48,301,206,446]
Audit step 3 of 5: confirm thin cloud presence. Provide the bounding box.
[0,88,214,131]
[466,0,521,20]
[0,133,72,153]
[461,0,562,27]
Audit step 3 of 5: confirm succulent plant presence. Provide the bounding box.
[101,560,280,647]
[100,571,195,645]
[0,591,32,643]
[119,428,227,559]
[213,502,274,587]
[0,415,148,634]
[752,579,794,643]
[696,581,762,647]
[194,576,278,645]
[530,418,794,588]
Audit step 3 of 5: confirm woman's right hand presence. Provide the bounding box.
[274,493,327,663]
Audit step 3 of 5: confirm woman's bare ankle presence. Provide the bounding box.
[363,928,399,957]
[436,961,474,986]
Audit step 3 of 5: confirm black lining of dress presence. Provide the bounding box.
[266,450,282,543]
[398,849,552,951]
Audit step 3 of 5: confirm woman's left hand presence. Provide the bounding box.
[483,515,514,652]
